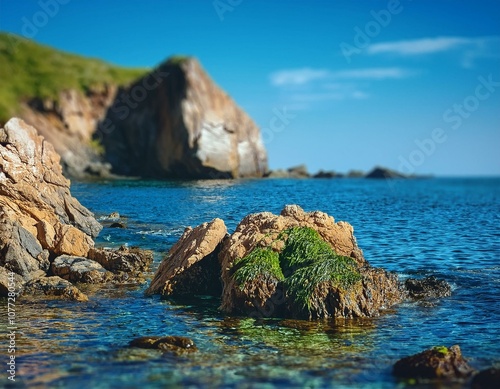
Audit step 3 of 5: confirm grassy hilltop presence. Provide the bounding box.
[0,33,148,122]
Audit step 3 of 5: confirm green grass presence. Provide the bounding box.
[167,55,191,66]
[232,227,362,318]
[0,32,149,123]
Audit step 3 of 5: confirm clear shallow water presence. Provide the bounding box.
[2,178,499,388]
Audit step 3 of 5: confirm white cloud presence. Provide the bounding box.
[270,67,412,87]
[330,67,413,80]
[270,68,330,86]
[367,36,500,66]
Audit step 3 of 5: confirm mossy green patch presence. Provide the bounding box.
[284,250,361,314]
[0,33,148,123]
[232,226,361,317]
[433,346,449,355]
[279,227,334,275]
[233,248,284,288]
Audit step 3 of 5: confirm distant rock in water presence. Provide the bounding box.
[265,164,310,179]
[100,57,268,179]
[393,345,475,380]
[313,170,343,179]
[365,166,407,179]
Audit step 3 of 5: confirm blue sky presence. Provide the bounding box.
[1,0,499,176]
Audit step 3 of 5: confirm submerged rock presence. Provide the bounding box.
[129,336,197,352]
[23,276,88,302]
[146,218,227,297]
[393,345,474,379]
[405,276,452,299]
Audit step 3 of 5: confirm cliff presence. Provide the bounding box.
[0,34,267,178]
[99,57,267,178]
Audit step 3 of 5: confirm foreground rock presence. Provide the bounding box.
[129,336,197,353]
[393,345,474,380]
[100,57,267,178]
[145,219,227,297]
[219,205,402,319]
[148,205,437,320]
[0,118,152,297]
[0,118,100,282]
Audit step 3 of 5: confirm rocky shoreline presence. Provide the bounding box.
[0,118,152,300]
[0,118,495,387]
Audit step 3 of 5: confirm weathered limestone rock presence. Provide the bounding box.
[0,118,153,297]
[393,345,474,379]
[23,276,88,302]
[146,218,227,297]
[51,255,111,284]
[101,57,268,178]
[0,119,102,294]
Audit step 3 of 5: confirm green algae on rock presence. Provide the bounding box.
[231,226,362,319]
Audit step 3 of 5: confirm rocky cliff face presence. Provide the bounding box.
[17,57,267,179]
[99,58,268,178]
[19,85,118,177]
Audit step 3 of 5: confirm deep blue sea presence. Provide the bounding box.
[4,178,500,388]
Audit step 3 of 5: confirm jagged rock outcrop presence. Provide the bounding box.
[147,205,411,320]
[145,218,227,297]
[0,118,101,279]
[99,57,268,178]
[219,205,401,319]
[0,118,152,297]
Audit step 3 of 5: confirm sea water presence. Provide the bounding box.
[2,178,499,388]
